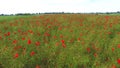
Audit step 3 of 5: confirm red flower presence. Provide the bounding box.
[4,32,10,36]
[14,53,19,58]
[35,41,40,46]
[13,40,17,44]
[62,43,66,48]
[61,40,65,43]
[55,42,59,46]
[30,51,35,56]
[117,58,120,64]
[107,32,112,35]
[48,26,51,28]
[94,53,98,57]
[28,39,31,44]
[0,36,2,40]
[112,64,116,68]
[7,32,10,36]
[22,37,25,40]
[58,27,62,30]
[118,44,120,48]
[53,35,57,39]
[87,47,90,53]
[78,38,81,41]
[44,32,50,36]
[14,46,22,50]
[60,35,63,38]
[112,48,115,52]
[18,29,21,32]
[28,30,33,34]
[36,65,40,68]
[105,16,109,20]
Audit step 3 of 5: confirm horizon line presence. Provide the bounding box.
[0,11,120,15]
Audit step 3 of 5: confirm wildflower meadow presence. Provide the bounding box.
[0,14,120,68]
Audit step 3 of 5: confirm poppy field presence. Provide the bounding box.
[0,14,120,68]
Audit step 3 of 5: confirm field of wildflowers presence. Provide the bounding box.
[0,14,120,68]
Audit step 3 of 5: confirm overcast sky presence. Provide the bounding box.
[0,0,120,14]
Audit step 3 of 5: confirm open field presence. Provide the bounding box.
[0,14,120,68]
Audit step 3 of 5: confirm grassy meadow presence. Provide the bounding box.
[0,14,120,68]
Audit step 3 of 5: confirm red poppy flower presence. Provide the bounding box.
[61,40,65,43]
[94,53,97,57]
[18,29,21,32]
[118,44,120,48]
[62,43,66,48]
[58,27,62,30]
[28,30,33,34]
[53,35,57,39]
[4,34,7,36]
[36,65,40,68]
[14,46,22,50]
[7,32,10,36]
[13,40,17,44]
[35,41,40,46]
[44,32,50,36]
[112,48,115,52]
[0,36,2,40]
[55,42,59,46]
[78,38,81,41]
[60,35,63,38]
[105,16,109,20]
[112,64,116,68]
[48,26,51,28]
[117,58,120,64]
[22,37,25,40]
[87,47,90,53]
[30,51,35,56]
[28,39,31,44]
[14,53,19,58]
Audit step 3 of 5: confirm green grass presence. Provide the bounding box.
[0,14,120,68]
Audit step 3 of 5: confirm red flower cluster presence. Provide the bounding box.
[61,40,66,48]
[4,32,10,36]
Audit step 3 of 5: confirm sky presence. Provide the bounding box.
[0,0,120,14]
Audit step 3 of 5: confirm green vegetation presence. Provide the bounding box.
[0,14,120,68]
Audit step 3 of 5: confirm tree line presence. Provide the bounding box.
[0,11,120,16]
